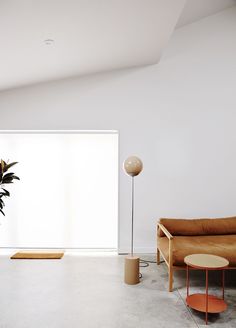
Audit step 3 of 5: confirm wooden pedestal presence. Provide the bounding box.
[124,256,140,285]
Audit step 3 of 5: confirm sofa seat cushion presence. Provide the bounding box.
[159,235,236,266]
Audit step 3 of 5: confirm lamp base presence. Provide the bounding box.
[124,256,140,285]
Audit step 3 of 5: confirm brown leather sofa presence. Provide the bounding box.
[157,216,236,292]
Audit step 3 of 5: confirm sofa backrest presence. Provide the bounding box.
[159,217,236,236]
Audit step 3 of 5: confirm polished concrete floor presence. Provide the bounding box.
[0,252,235,328]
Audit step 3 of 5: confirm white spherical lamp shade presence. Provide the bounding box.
[123,156,143,177]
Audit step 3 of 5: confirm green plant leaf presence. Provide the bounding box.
[2,177,13,184]
[3,172,15,179]
[12,176,20,180]
[2,188,10,196]
[0,160,19,215]
[4,162,18,172]
[2,173,20,183]
[0,159,5,174]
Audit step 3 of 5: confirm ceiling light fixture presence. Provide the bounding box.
[44,39,54,45]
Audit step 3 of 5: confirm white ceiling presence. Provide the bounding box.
[177,0,236,27]
[0,0,235,91]
[0,0,185,91]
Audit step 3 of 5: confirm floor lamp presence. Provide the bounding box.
[123,156,143,285]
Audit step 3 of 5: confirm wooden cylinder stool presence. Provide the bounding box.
[124,256,140,285]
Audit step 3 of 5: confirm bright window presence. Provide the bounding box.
[0,131,118,249]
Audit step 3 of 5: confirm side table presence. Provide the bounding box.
[184,254,229,325]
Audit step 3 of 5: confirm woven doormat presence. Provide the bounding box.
[11,251,64,259]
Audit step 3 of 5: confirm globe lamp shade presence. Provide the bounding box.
[123,156,143,177]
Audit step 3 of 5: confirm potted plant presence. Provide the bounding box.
[0,160,20,216]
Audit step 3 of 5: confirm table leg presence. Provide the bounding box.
[222,270,225,300]
[187,265,189,298]
[205,269,208,325]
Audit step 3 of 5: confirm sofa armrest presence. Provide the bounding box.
[158,223,173,240]
[158,223,174,285]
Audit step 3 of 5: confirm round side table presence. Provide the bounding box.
[184,254,229,325]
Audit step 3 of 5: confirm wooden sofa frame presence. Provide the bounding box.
[157,223,235,292]
[157,223,175,292]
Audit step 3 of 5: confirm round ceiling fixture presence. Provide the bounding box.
[44,39,54,45]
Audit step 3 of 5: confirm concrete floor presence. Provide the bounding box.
[0,253,235,328]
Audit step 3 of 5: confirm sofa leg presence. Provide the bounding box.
[168,267,173,292]
[157,248,160,265]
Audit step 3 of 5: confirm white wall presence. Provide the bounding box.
[0,7,236,253]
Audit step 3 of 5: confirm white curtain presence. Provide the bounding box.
[0,132,118,248]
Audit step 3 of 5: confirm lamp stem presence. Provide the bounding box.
[131,176,134,257]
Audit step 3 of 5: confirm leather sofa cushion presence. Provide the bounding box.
[159,217,236,237]
[159,235,236,266]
